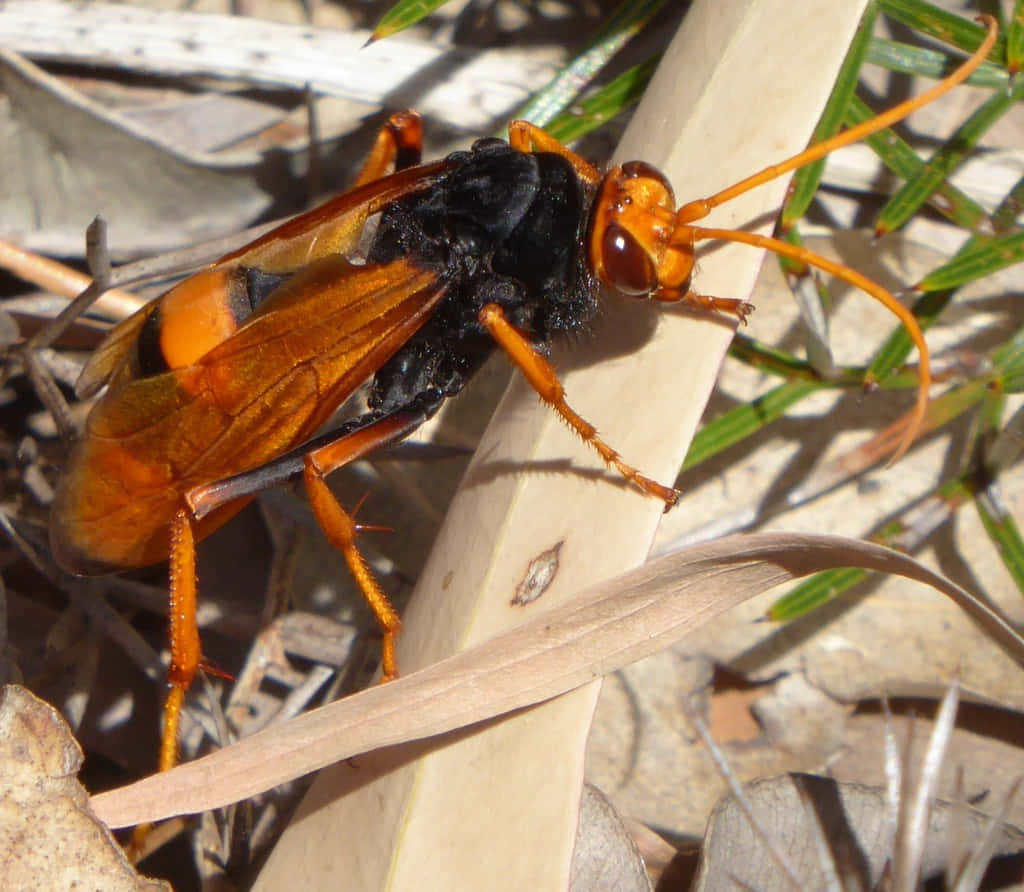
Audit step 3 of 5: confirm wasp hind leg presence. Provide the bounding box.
[127,505,202,859]
[303,465,401,681]
[302,405,448,680]
[148,403,430,781]
[158,507,201,772]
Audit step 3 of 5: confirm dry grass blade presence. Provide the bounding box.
[883,699,903,861]
[0,0,558,131]
[0,238,141,320]
[891,679,960,891]
[951,777,1022,891]
[684,700,803,888]
[90,530,1024,830]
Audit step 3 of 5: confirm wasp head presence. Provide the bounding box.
[588,161,695,302]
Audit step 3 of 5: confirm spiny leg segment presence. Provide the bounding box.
[479,303,680,507]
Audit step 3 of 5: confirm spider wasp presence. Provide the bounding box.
[48,16,997,777]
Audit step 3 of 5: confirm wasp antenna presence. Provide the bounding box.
[675,14,999,225]
[687,225,929,462]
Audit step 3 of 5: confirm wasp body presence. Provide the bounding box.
[48,13,996,777]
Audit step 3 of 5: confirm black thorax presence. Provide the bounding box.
[365,139,597,416]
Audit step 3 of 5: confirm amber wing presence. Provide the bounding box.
[51,255,447,573]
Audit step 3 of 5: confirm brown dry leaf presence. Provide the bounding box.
[89,530,1024,830]
[116,90,291,157]
[0,685,166,891]
[692,774,1024,890]
[0,50,272,258]
[570,784,651,892]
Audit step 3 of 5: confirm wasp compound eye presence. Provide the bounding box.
[601,222,656,296]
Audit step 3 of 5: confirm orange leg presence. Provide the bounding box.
[128,506,200,858]
[161,506,200,773]
[145,407,427,788]
[478,303,679,507]
[301,411,433,681]
[681,291,754,322]
[303,468,400,681]
[351,110,424,188]
[507,120,603,186]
